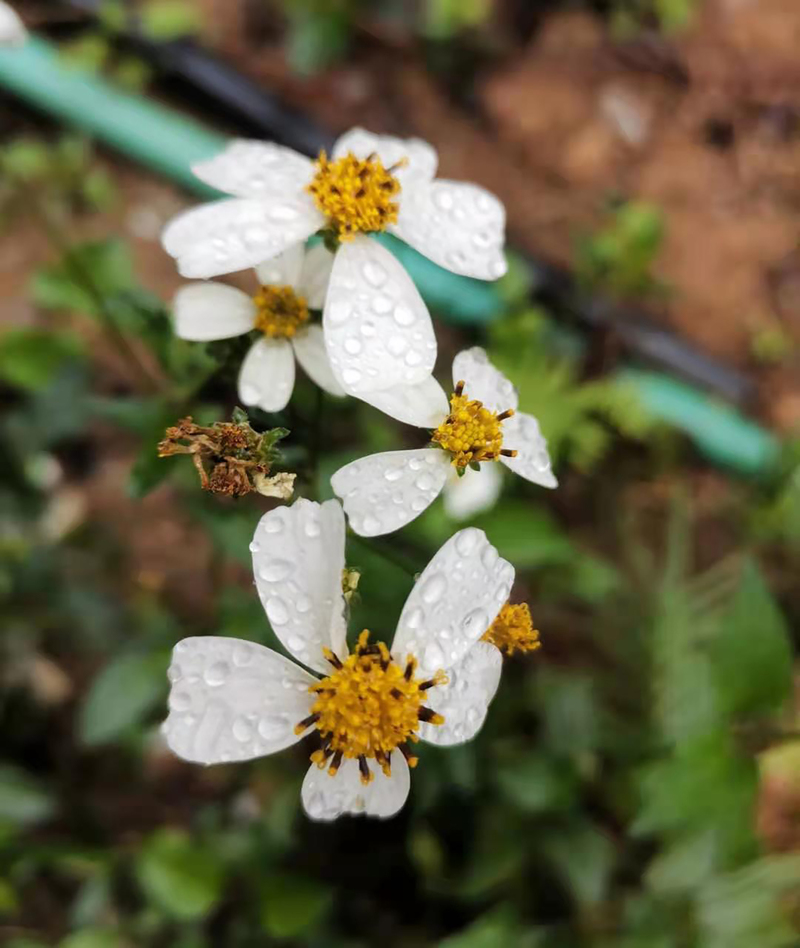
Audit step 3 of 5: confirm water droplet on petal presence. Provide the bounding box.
[296,595,312,613]
[232,716,253,742]
[387,334,408,355]
[423,643,445,670]
[415,473,434,491]
[344,337,362,355]
[259,560,292,582]
[232,643,253,666]
[361,515,381,534]
[328,300,352,325]
[362,261,387,287]
[169,690,191,711]
[269,205,298,221]
[455,529,479,556]
[263,516,284,534]
[258,715,288,740]
[421,573,446,604]
[266,596,289,625]
[304,518,321,538]
[167,663,182,682]
[393,304,415,327]
[249,541,261,554]
[373,294,391,314]
[342,367,362,386]
[288,634,306,653]
[204,661,230,686]
[384,467,404,482]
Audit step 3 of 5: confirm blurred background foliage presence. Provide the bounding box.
[2,0,800,947]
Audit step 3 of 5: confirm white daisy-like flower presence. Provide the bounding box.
[0,2,24,45]
[162,498,514,822]
[332,347,557,537]
[173,243,345,413]
[162,128,507,425]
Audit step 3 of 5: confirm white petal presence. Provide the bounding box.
[0,2,25,45]
[323,237,436,395]
[332,127,437,185]
[254,243,306,288]
[172,282,255,341]
[161,198,323,279]
[443,462,503,521]
[358,375,449,428]
[162,637,316,765]
[452,347,518,412]
[252,499,347,674]
[191,139,315,199]
[302,753,410,821]
[391,180,507,281]
[392,527,514,678]
[238,337,295,413]
[292,325,346,397]
[296,243,335,309]
[419,642,502,746]
[331,449,449,537]
[501,411,558,489]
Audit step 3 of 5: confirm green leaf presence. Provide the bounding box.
[540,822,616,906]
[31,240,134,319]
[712,562,792,718]
[135,829,225,920]
[0,329,84,391]
[59,930,123,948]
[0,765,55,827]
[78,652,166,746]
[259,873,332,938]
[495,754,577,813]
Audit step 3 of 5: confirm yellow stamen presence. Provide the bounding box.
[307,150,402,240]
[299,630,446,784]
[431,381,516,469]
[252,285,309,339]
[482,602,541,656]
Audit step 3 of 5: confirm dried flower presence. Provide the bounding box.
[157,410,293,499]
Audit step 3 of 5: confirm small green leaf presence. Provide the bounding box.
[59,930,123,948]
[259,873,332,938]
[0,329,84,391]
[79,652,166,746]
[713,562,792,718]
[135,829,225,920]
[0,765,55,827]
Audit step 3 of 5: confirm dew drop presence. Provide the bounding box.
[167,663,182,683]
[344,337,362,355]
[490,257,507,278]
[263,516,284,534]
[305,791,326,819]
[360,321,377,337]
[405,607,424,629]
[342,367,362,386]
[232,643,253,667]
[361,515,381,534]
[266,596,289,625]
[249,540,261,554]
[411,496,428,512]
[405,350,422,367]
[204,661,230,686]
[461,608,488,639]
[259,559,292,582]
[362,261,387,287]
[435,189,454,210]
[269,205,298,221]
[328,299,352,325]
[288,634,306,653]
[169,690,191,712]
[466,706,482,726]
[415,473,434,491]
[455,529,479,556]
[296,595,312,613]
[393,304,415,327]
[408,457,422,472]
[384,467,404,482]
[423,643,445,670]
[421,573,446,604]
[372,294,391,314]
[232,716,253,742]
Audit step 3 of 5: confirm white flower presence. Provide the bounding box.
[173,243,345,413]
[0,2,25,46]
[443,461,503,521]
[331,347,557,536]
[162,498,514,822]
[162,128,507,425]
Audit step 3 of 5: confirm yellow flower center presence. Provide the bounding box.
[295,631,446,784]
[431,381,517,469]
[307,150,402,241]
[252,285,309,339]
[482,603,541,656]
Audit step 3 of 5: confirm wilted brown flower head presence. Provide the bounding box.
[157,410,295,499]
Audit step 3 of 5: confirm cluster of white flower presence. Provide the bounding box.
[159,128,557,820]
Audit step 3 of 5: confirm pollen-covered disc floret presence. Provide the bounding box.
[307,150,402,240]
[295,631,447,785]
[482,602,541,656]
[252,285,309,338]
[432,380,518,470]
